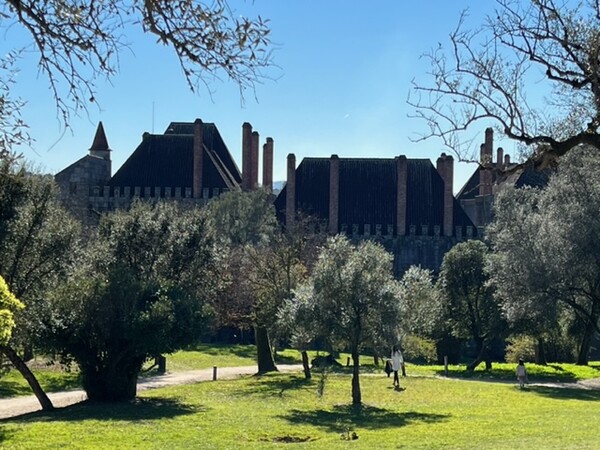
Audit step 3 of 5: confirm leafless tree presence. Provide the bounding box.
[1,0,272,151]
[409,0,600,170]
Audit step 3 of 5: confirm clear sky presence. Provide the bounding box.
[9,1,521,193]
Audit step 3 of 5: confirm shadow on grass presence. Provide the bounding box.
[2,397,203,424]
[235,374,314,398]
[281,404,448,432]
[528,386,600,401]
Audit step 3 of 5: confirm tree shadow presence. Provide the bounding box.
[528,385,600,401]
[280,404,448,433]
[1,397,203,424]
[235,374,314,398]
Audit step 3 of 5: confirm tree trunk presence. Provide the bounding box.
[301,350,311,379]
[82,362,141,401]
[466,339,487,372]
[576,324,594,365]
[535,337,547,365]
[351,349,361,406]
[373,354,379,366]
[255,326,277,374]
[1,344,54,411]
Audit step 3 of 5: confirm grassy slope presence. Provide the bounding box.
[2,370,598,449]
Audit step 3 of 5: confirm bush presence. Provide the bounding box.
[504,335,536,363]
[402,335,437,364]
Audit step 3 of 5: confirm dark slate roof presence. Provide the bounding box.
[457,164,551,200]
[109,122,241,195]
[274,157,476,237]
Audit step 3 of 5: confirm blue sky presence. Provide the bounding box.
[10,1,521,192]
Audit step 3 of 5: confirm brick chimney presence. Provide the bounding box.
[328,155,340,235]
[262,138,274,192]
[497,147,504,168]
[193,119,204,199]
[479,130,493,196]
[251,131,259,190]
[241,122,252,191]
[437,153,454,237]
[504,154,511,166]
[484,127,493,164]
[286,154,296,228]
[396,156,408,236]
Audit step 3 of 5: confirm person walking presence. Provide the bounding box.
[391,345,404,389]
[516,359,528,389]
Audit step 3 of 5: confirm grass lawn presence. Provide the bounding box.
[2,369,599,449]
[2,344,600,398]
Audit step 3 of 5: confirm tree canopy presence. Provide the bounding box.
[488,145,600,365]
[40,201,220,401]
[410,0,600,168]
[290,236,401,405]
[439,240,505,371]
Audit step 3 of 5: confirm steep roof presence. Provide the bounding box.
[109,121,241,194]
[457,164,551,200]
[275,157,476,236]
[90,121,110,152]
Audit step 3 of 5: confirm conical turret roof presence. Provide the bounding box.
[90,122,110,152]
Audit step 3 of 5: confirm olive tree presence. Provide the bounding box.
[488,145,600,365]
[410,0,600,168]
[290,236,401,406]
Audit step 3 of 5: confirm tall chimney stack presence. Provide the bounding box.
[497,147,504,168]
[241,123,252,191]
[251,131,259,190]
[193,119,204,199]
[396,156,408,236]
[286,154,296,228]
[328,155,340,235]
[437,153,454,237]
[484,127,493,164]
[262,138,274,192]
[504,154,511,166]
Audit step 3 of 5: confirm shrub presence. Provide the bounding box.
[402,335,437,364]
[505,335,536,363]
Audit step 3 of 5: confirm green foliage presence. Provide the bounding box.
[439,240,505,370]
[290,235,402,404]
[39,201,220,401]
[504,335,536,364]
[207,188,277,248]
[4,369,600,449]
[0,275,23,346]
[398,266,442,339]
[488,146,600,364]
[401,335,437,364]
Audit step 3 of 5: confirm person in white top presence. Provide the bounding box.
[516,359,528,389]
[391,345,404,388]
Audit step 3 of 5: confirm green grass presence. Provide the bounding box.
[2,369,599,449]
[3,344,600,399]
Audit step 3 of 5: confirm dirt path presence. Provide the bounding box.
[0,364,303,420]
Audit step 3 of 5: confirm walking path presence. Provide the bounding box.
[0,364,303,420]
[2,365,599,421]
